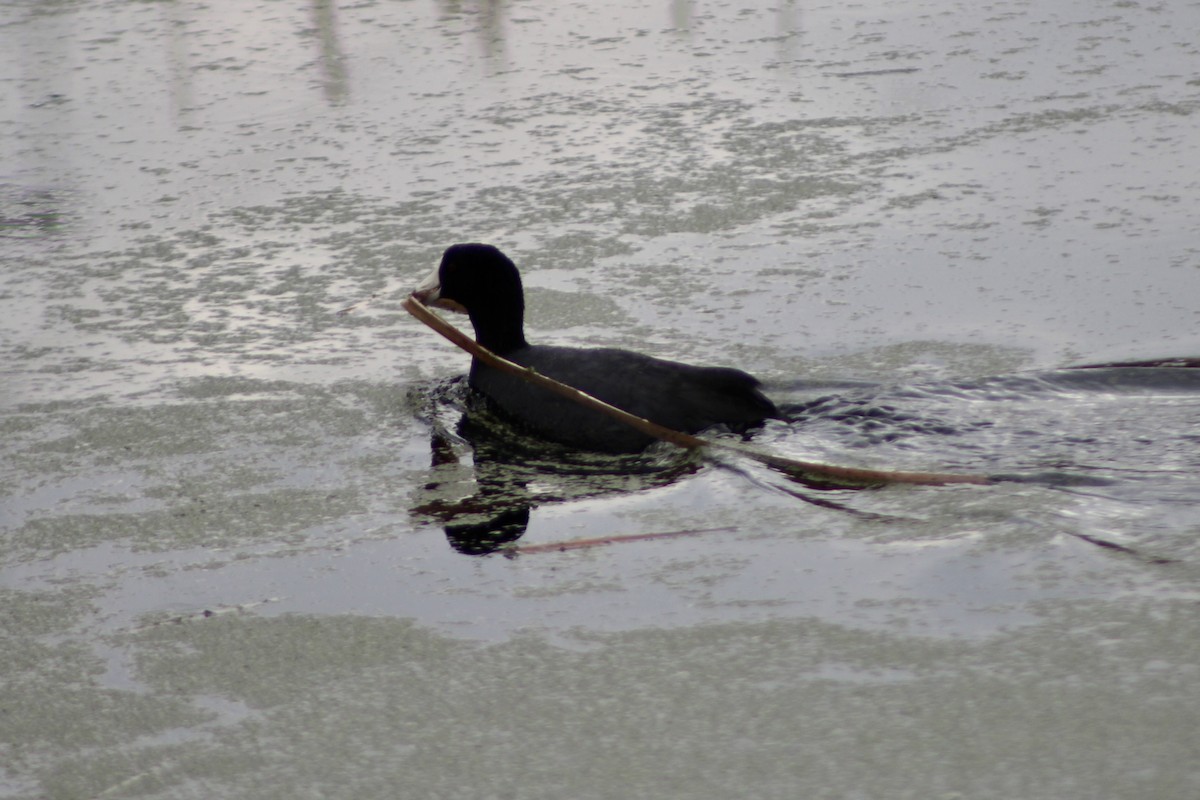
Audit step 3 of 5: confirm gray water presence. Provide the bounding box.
[3,1,1200,798]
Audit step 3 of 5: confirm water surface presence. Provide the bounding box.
[3,1,1200,798]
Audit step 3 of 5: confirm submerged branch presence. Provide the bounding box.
[505,527,734,555]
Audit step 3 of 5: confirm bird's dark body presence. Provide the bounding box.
[470,345,775,453]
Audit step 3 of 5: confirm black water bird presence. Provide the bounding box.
[414,243,778,452]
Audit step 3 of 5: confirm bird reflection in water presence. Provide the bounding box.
[409,378,700,555]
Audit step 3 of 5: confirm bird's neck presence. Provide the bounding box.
[467,306,527,354]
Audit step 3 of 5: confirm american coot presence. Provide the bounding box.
[414,243,779,453]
